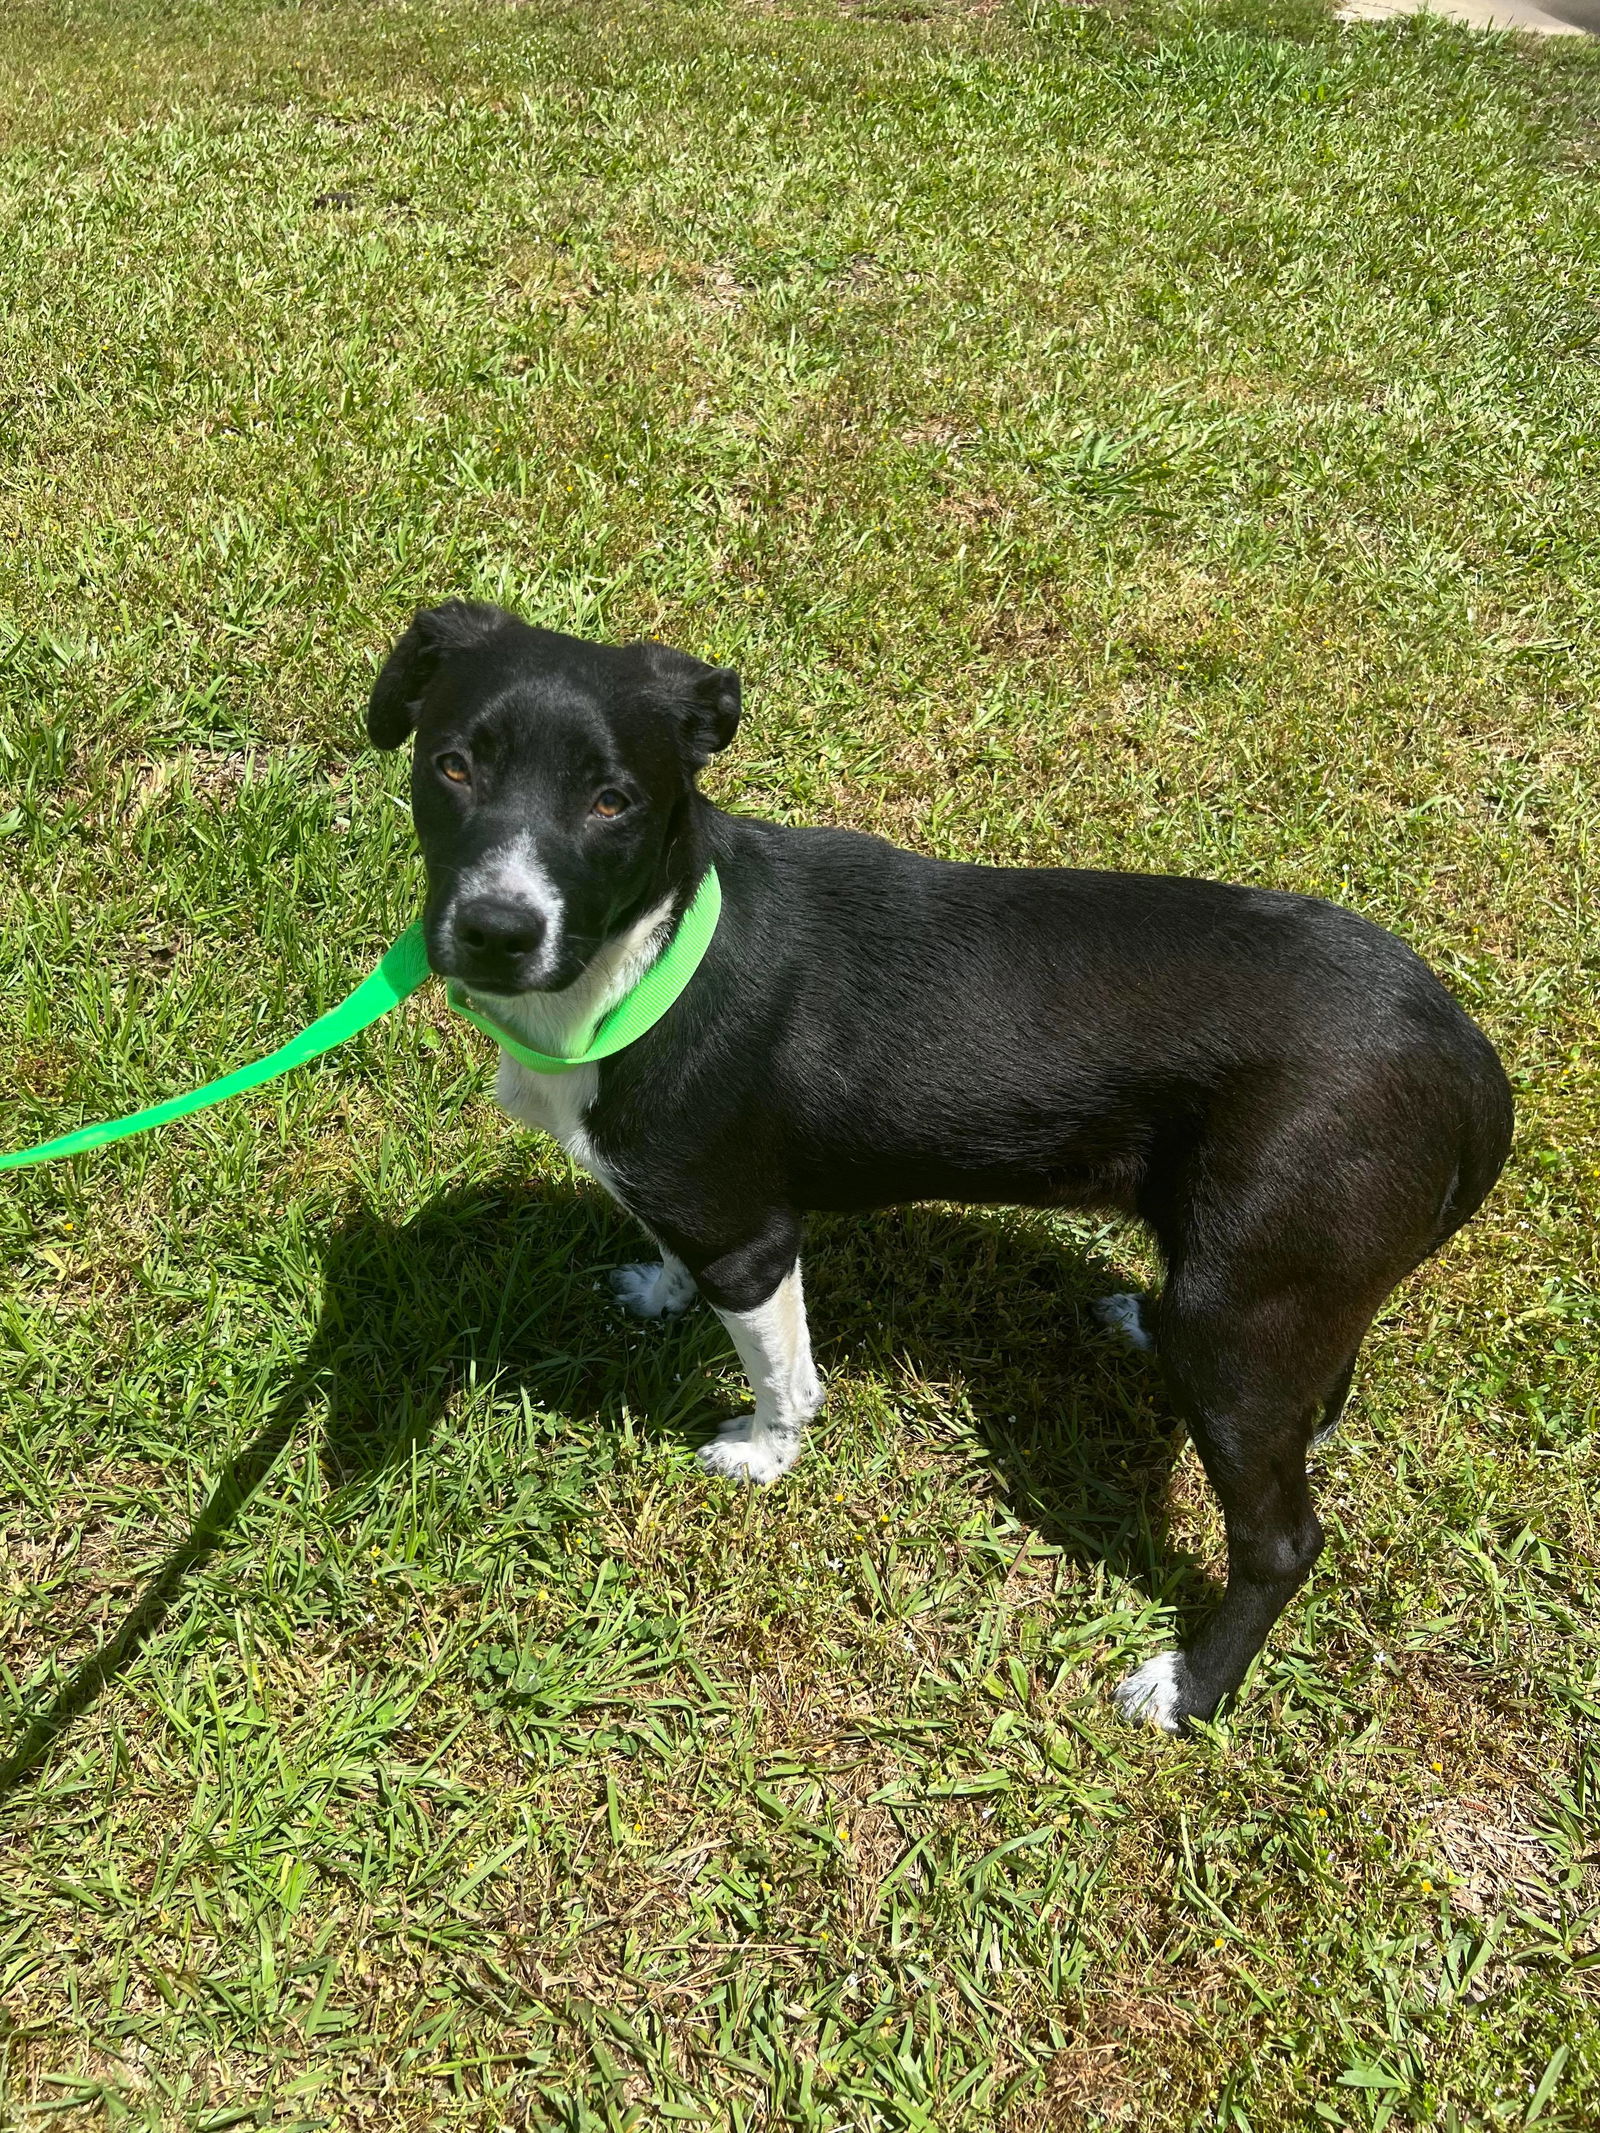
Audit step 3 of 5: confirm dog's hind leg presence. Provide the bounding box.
[1115,1274,1374,1733]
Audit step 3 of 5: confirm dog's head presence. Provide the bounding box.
[368,601,739,994]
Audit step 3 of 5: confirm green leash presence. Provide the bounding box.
[0,927,433,1175]
[0,869,721,1175]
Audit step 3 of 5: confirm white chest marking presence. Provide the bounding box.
[496,1053,609,1187]
[470,895,676,1204]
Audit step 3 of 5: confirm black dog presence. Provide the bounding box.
[369,600,1513,1732]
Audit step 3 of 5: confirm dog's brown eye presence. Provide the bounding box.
[592,790,630,818]
[437,753,471,786]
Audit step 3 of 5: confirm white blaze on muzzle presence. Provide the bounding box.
[449,831,567,981]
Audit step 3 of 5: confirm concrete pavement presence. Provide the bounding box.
[1337,0,1594,32]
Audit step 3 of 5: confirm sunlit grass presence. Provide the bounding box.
[1,0,1597,2125]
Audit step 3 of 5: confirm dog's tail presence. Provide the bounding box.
[1432,1027,1515,1252]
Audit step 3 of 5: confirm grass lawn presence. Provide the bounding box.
[1,0,1598,2124]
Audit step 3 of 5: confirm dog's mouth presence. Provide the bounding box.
[447,952,552,997]
[435,940,577,998]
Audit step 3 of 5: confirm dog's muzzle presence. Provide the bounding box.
[447,893,551,990]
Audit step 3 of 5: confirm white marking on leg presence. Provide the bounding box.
[699,1263,823,1485]
[608,1255,697,1320]
[1094,1291,1155,1354]
[1114,1649,1190,1732]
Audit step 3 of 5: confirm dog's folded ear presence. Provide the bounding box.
[367,601,511,749]
[635,642,741,767]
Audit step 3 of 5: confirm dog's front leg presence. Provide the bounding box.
[607,1252,698,1319]
[694,1244,822,1486]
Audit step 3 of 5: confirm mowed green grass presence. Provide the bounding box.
[1,0,1597,2123]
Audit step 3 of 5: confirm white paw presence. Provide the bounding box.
[1114,1650,1189,1733]
[1093,1291,1155,1354]
[607,1260,696,1320]
[695,1418,800,1485]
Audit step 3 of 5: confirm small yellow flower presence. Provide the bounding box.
[836,1823,850,1843]
[1431,1761,1442,1773]
[1213,1936,1225,1948]
[1420,1878,1433,1894]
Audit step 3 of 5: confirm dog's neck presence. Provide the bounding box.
[465,797,716,1058]
[471,892,679,1058]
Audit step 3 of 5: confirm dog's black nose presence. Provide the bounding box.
[455,896,546,962]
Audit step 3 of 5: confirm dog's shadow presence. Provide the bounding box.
[814,1203,1192,1589]
[0,1183,1194,1792]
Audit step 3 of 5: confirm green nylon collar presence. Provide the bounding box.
[445,866,721,1074]
[0,868,720,1172]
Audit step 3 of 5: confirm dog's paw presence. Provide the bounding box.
[1113,1650,1192,1733]
[1093,1290,1156,1354]
[696,1418,800,1486]
[607,1260,697,1320]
